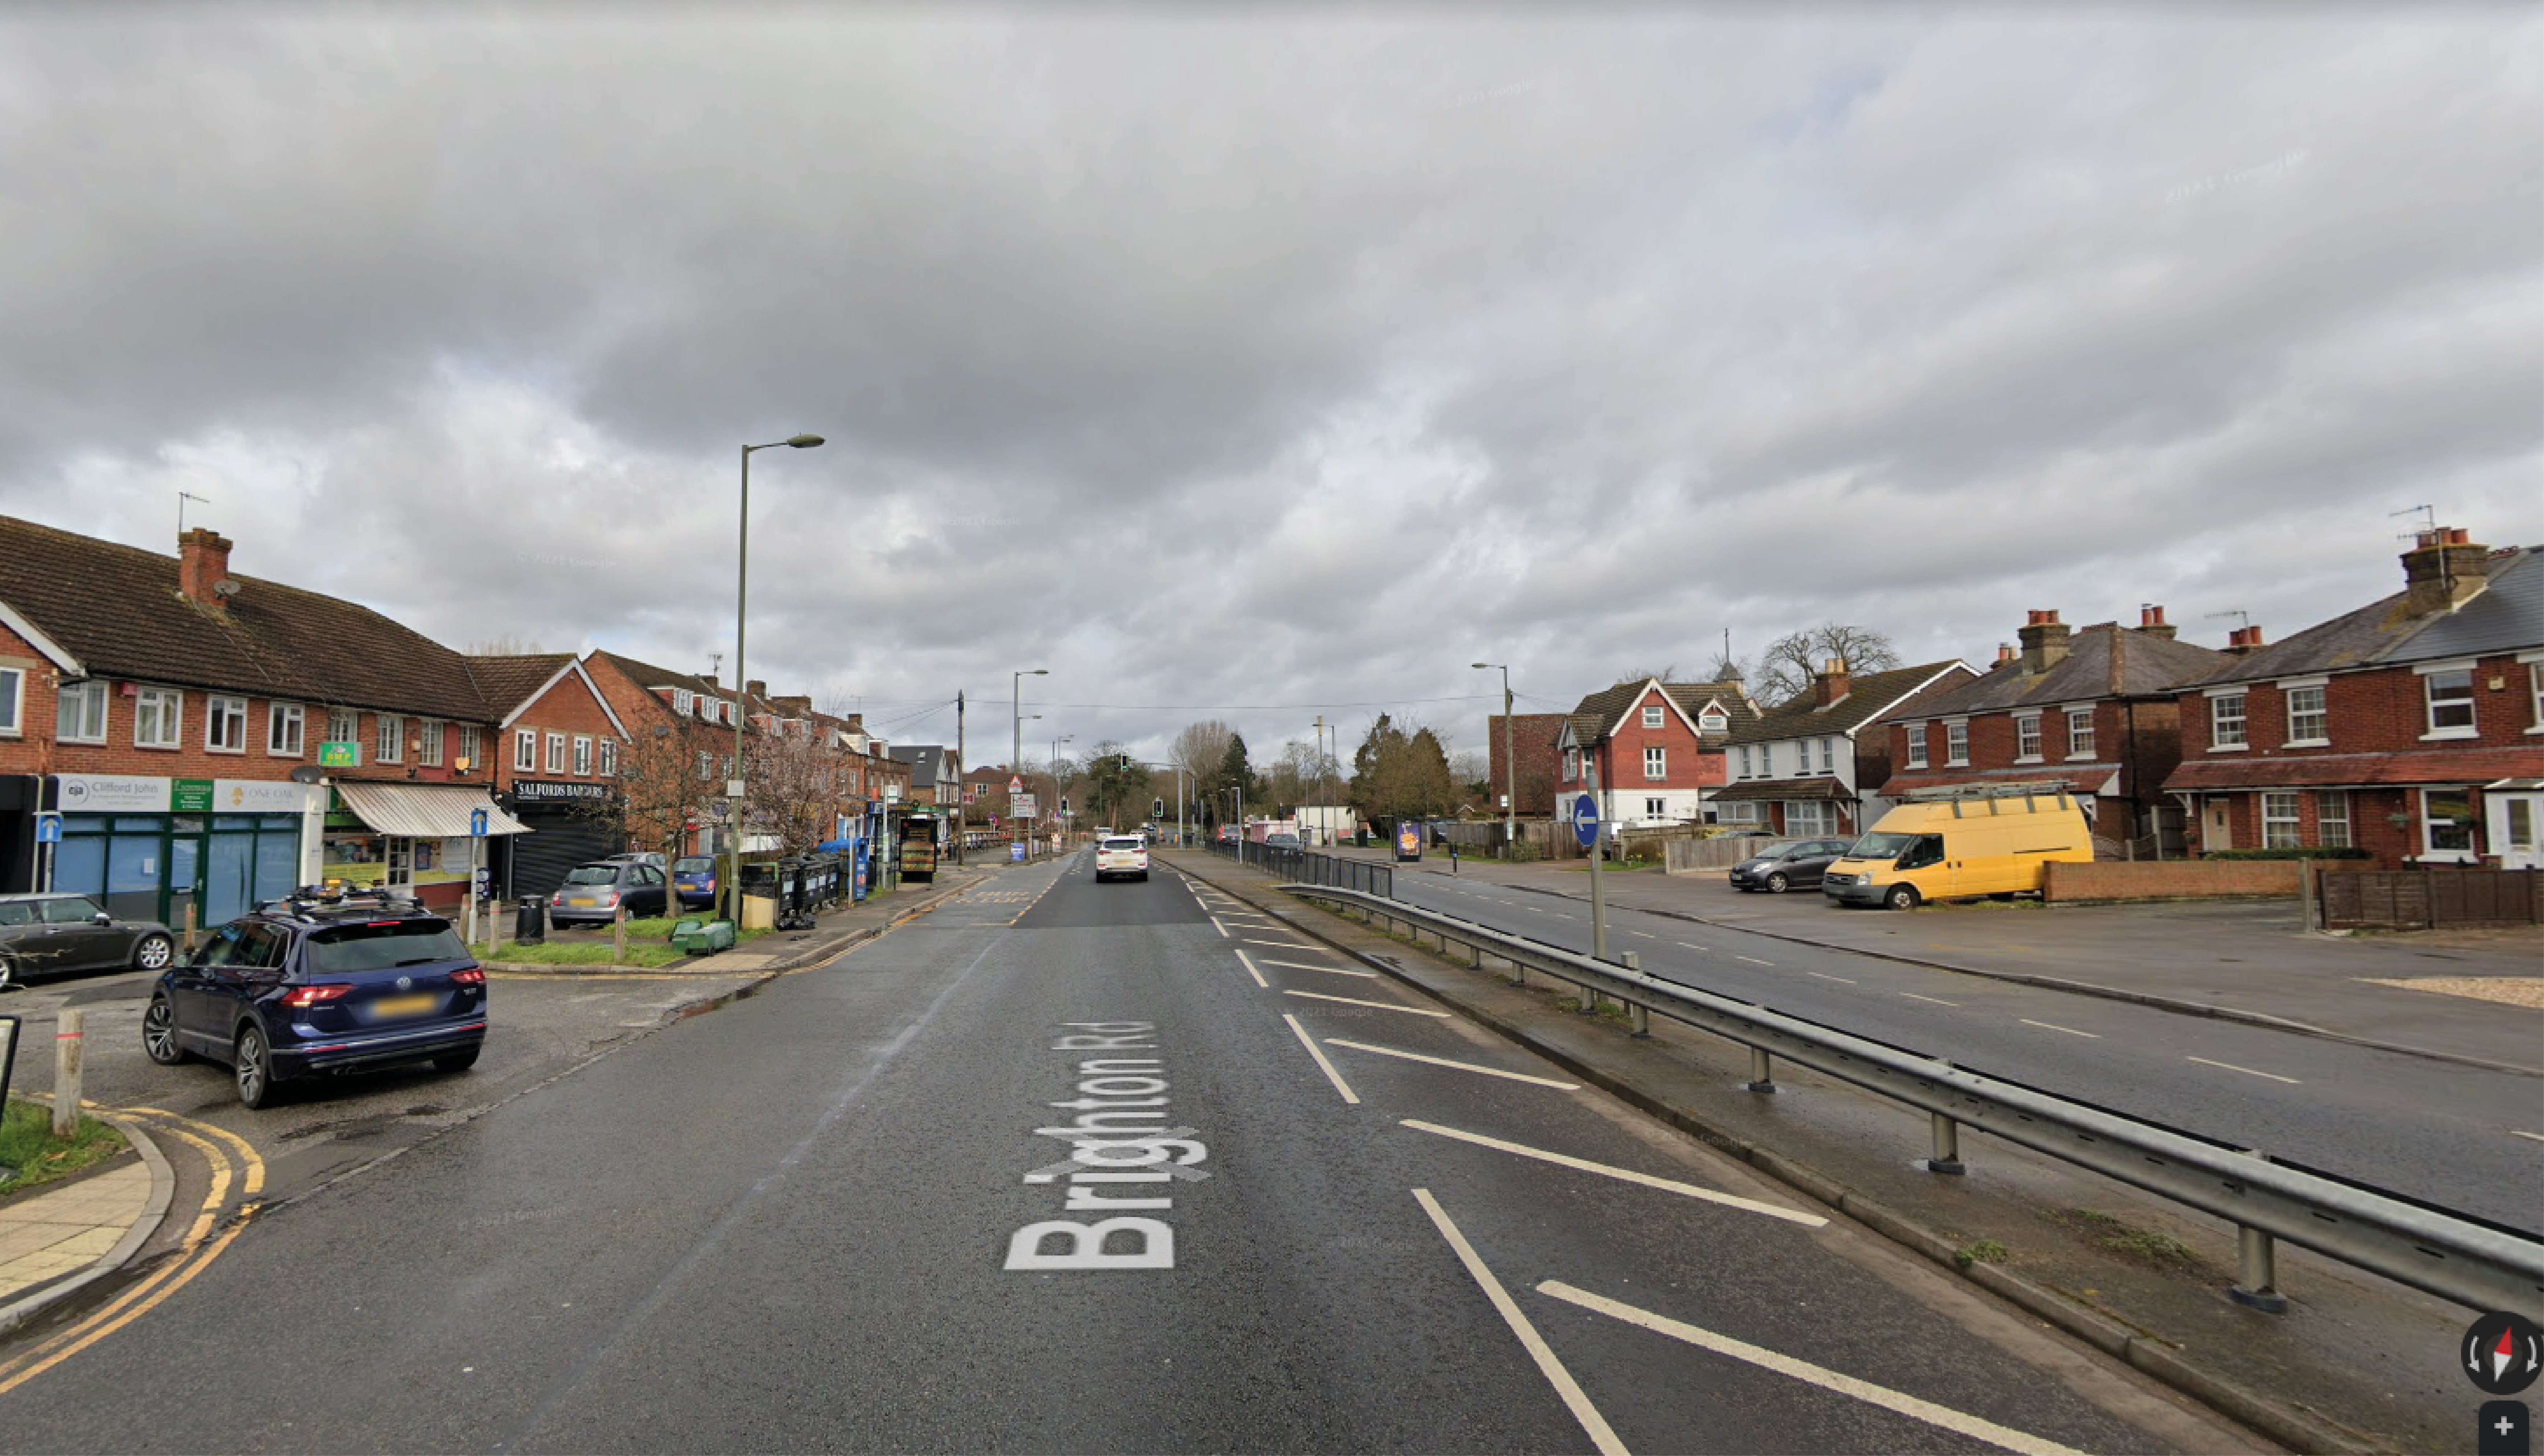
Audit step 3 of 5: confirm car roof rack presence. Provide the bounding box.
[1899,780,2075,815]
[259,881,426,920]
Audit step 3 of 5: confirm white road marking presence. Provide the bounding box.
[1677,941,1709,952]
[2512,1130,2544,1145]
[1282,1013,1359,1105]
[1805,972,1856,984]
[1210,918,1230,938]
[1283,990,1449,1017]
[1900,993,1959,1006]
[1245,938,1315,950]
[2185,1055,2299,1085]
[1401,1121,1824,1226]
[2020,1019,2099,1039]
[1234,949,1270,989]
[1259,958,1379,979]
[1627,929,1655,939]
[1326,1039,1577,1087]
[1414,1194,1630,1456]
[1538,1282,2087,1456]
[1735,956,1774,967]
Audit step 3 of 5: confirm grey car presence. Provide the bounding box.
[0,893,177,984]
[1726,839,1855,894]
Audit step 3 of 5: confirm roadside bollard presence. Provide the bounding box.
[612,903,628,965]
[488,899,504,958]
[53,1008,84,1138]
[182,903,198,956]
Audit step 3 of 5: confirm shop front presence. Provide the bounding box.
[500,778,623,903]
[329,781,530,911]
[41,774,326,930]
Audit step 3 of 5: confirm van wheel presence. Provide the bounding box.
[1883,884,1920,911]
[1763,872,1790,894]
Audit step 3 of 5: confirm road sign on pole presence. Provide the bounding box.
[1570,793,1599,849]
[469,807,489,838]
[33,812,61,845]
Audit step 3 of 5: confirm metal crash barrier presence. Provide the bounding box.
[1279,884,2543,1318]
[1207,838,1392,898]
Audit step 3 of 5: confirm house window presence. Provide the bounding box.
[0,667,19,737]
[205,695,248,753]
[377,714,404,764]
[1641,704,1663,729]
[133,687,182,749]
[573,735,594,775]
[2531,662,2544,731]
[1905,724,1928,769]
[2262,792,2302,849]
[327,708,358,750]
[2316,791,2351,849]
[1815,738,1835,775]
[2014,714,2042,761]
[1788,801,1833,836]
[267,702,305,757]
[1644,746,1666,780]
[418,719,443,766]
[2210,693,2247,749]
[1944,721,1969,766]
[2285,685,2327,744]
[697,751,714,781]
[2422,788,2475,857]
[1562,748,1580,781]
[546,732,568,774]
[596,739,618,777]
[514,729,538,772]
[56,680,108,744]
[2423,669,2475,735]
[1644,797,1667,817]
[672,688,694,716]
[1699,708,1727,733]
[458,725,481,768]
[1718,800,1761,824]
[2066,709,2095,759]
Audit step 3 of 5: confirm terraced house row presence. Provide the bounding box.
[0,514,916,924]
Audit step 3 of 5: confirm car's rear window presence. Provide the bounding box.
[674,858,714,873]
[307,920,468,974]
[1102,837,1144,851]
[563,866,621,885]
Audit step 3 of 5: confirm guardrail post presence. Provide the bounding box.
[2232,1227,2289,1313]
[1746,1046,1776,1093]
[1926,1112,1966,1175]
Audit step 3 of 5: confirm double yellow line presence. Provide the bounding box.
[0,1105,265,1399]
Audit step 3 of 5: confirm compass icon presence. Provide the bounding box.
[2463,1311,2542,1397]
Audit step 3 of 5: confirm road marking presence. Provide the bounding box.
[1527,906,1551,914]
[1805,972,1856,985]
[1245,938,1315,950]
[1537,1282,2087,1456]
[1900,992,1959,1006]
[2185,1055,2299,1085]
[2020,1019,2099,1039]
[1735,955,1774,967]
[1282,1013,1359,1105]
[1414,1192,1629,1456]
[1401,1121,1824,1226]
[1677,941,1709,952]
[1627,930,1655,939]
[1233,948,1270,989]
[1259,957,1378,979]
[1283,990,1449,1017]
[1210,918,1230,938]
[2513,1130,2544,1145]
[1327,1039,1577,1087]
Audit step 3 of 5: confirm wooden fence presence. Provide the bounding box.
[2318,868,2543,929]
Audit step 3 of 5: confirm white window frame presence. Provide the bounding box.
[2417,661,2477,739]
[56,679,108,744]
[2420,786,2477,861]
[2012,712,2042,762]
[1944,719,1969,767]
[1644,796,1667,818]
[697,750,714,781]
[2315,790,2351,849]
[2281,678,2328,746]
[2208,690,2248,750]
[1699,709,1727,733]
[1786,801,1834,837]
[204,694,248,754]
[1562,747,1581,782]
[0,666,20,738]
[573,735,594,775]
[2064,707,2095,760]
[267,702,305,757]
[133,687,183,750]
[417,718,443,767]
[546,731,568,775]
[1641,704,1663,729]
[514,728,538,772]
[2261,791,2302,849]
[326,708,358,750]
[1904,723,1928,769]
[596,739,618,777]
[458,724,481,769]
[377,713,404,765]
[1643,746,1666,780]
[2528,653,2544,735]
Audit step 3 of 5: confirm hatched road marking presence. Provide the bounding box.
[1415,1194,1628,1456]
[1284,990,1449,1017]
[1283,1013,1359,1105]
[1234,948,1271,989]
[1326,1039,1577,1088]
[1259,957,1379,979]
[1401,1121,1823,1226]
[1245,938,1315,951]
[1210,918,1230,938]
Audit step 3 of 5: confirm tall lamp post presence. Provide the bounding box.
[1013,669,1047,855]
[1473,662,1516,860]
[1050,732,1071,847]
[726,432,823,922]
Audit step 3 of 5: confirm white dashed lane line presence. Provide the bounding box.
[1900,992,1958,1006]
[2020,1019,2100,1039]
[1805,972,1855,985]
[1677,941,1709,952]
[1210,918,1230,938]
[1735,956,1774,967]
[2512,1130,2544,1145]
[2186,1055,2299,1085]
[1233,948,1271,988]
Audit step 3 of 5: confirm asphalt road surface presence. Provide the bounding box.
[0,855,2252,1453]
[1371,865,2544,1234]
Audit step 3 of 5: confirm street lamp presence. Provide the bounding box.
[726,432,823,921]
[1474,662,1516,861]
[1051,732,1072,843]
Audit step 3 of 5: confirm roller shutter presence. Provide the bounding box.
[507,805,622,902]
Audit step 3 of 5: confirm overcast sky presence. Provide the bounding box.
[3,5,2536,769]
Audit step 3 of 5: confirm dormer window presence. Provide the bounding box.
[673,688,695,716]
[1698,708,1726,733]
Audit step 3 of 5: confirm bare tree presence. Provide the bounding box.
[605,722,711,868]
[1172,720,1236,786]
[1612,665,1677,686]
[742,721,850,857]
[1756,623,1902,703]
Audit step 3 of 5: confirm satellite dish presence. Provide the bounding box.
[212,578,241,597]
[289,765,326,784]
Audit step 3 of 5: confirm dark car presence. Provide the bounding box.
[671,856,719,909]
[0,893,176,984]
[548,861,670,926]
[143,893,486,1109]
[1727,838,1856,894]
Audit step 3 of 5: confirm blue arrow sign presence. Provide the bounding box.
[468,807,489,838]
[34,812,62,845]
[1570,793,1599,849]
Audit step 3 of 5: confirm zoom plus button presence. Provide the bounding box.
[2478,1402,2529,1456]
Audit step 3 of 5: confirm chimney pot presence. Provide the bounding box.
[1995,643,2018,666]
[1812,657,1851,707]
[2137,604,2178,641]
[178,527,235,610]
[2401,526,2492,615]
[2016,610,2073,673]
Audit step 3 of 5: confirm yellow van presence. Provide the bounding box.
[1821,786,2092,910]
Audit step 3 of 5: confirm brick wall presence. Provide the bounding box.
[494,670,627,793]
[2182,654,2540,759]
[2043,859,2299,903]
[1485,713,1565,815]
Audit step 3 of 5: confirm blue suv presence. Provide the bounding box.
[142,890,488,1109]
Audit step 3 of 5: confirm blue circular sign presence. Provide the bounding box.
[1570,793,1599,849]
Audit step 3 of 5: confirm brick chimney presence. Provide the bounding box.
[2222,625,2267,656]
[1994,642,2017,668]
[845,713,866,734]
[2137,604,2177,641]
[701,674,719,691]
[1812,656,1851,706]
[178,528,235,609]
[746,678,768,702]
[2017,610,2071,674]
[2401,527,2491,616]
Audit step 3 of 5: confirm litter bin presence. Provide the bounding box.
[513,899,546,946]
[738,860,780,932]
[668,918,737,955]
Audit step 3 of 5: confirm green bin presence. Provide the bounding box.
[668,918,738,956]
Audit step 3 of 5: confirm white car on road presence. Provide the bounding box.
[1095,835,1151,883]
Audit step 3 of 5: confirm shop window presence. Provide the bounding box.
[267,702,305,757]
[377,714,404,765]
[2210,692,2247,749]
[133,687,182,749]
[0,666,21,736]
[2014,714,2042,761]
[2286,684,2328,744]
[418,719,443,766]
[573,736,594,775]
[2315,791,2351,849]
[515,729,537,772]
[596,739,618,777]
[546,732,567,774]
[1643,746,1666,780]
[2421,788,2475,859]
[1944,720,1969,766]
[2066,709,2095,759]
[2423,668,2475,736]
[458,725,481,769]
[2262,792,2302,849]
[1905,724,1928,769]
[57,680,108,744]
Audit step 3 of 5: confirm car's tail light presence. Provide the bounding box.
[450,966,486,987]
[599,889,619,905]
[281,984,353,1009]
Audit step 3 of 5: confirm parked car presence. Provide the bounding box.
[1264,832,1302,850]
[143,892,486,1109]
[1726,839,1855,894]
[1095,836,1151,883]
[602,852,668,869]
[0,893,175,981]
[549,861,671,926]
[671,856,720,909]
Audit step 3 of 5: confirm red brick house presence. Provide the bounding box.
[1554,678,1759,831]
[2162,529,2543,869]
[469,654,634,900]
[0,516,525,918]
[1875,608,2228,857]
[1483,713,1568,817]
[1714,657,1978,838]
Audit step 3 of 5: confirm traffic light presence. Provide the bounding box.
[1152,797,1165,817]
[1059,795,1069,812]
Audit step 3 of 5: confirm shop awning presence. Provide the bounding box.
[336,781,531,838]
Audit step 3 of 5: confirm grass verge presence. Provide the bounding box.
[2056,1208,2202,1270]
[470,920,775,969]
[0,1098,131,1201]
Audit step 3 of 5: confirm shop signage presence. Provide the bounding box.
[318,741,361,768]
[54,774,171,812]
[511,779,612,803]
[172,778,215,813]
[215,779,319,813]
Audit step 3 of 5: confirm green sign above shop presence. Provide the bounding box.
[318,741,361,768]
[172,778,214,813]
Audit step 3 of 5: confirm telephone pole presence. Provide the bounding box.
[954,690,966,866]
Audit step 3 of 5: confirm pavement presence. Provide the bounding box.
[0,1157,163,1320]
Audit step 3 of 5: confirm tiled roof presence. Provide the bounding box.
[1707,778,1854,803]
[2164,745,2544,793]
[1876,626,2227,721]
[0,514,496,721]
[1876,764,2120,798]
[2184,547,2541,688]
[1564,678,1757,745]
[889,745,947,787]
[465,653,578,716]
[1726,661,1975,745]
